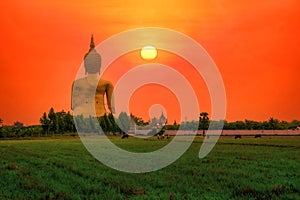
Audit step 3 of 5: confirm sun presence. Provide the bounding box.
[140,46,157,60]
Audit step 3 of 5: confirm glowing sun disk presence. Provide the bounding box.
[140,46,157,60]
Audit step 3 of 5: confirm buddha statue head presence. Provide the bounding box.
[84,35,101,74]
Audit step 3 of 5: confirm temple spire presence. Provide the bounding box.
[159,111,167,125]
[90,34,95,50]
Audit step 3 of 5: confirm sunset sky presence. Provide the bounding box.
[0,0,300,125]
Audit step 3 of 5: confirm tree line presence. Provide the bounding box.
[222,118,300,130]
[0,123,43,138]
[40,108,76,134]
[39,108,137,135]
[0,110,299,138]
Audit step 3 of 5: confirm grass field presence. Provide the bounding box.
[0,136,299,199]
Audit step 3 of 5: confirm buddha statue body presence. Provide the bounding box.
[71,35,115,117]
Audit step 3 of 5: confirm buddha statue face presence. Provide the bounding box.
[84,35,101,75]
[84,49,101,75]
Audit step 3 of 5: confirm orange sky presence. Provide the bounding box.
[0,0,300,125]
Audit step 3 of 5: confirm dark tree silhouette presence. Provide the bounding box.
[108,113,119,133]
[13,121,24,127]
[40,108,76,134]
[268,117,279,130]
[199,112,209,136]
[40,112,50,134]
[118,112,131,133]
[48,107,59,133]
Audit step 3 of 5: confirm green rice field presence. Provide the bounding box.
[0,136,299,199]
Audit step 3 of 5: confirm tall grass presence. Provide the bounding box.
[0,136,299,199]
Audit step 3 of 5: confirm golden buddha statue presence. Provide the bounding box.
[71,35,115,117]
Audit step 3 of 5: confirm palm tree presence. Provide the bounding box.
[199,112,209,136]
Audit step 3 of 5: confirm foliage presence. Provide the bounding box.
[165,121,179,130]
[13,121,23,127]
[117,112,131,133]
[180,120,198,131]
[199,112,209,135]
[40,107,76,134]
[72,113,121,134]
[108,113,119,133]
[0,125,43,138]
[223,118,300,130]
[1,110,300,138]
[130,113,149,127]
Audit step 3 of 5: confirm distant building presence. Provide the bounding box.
[159,112,167,126]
